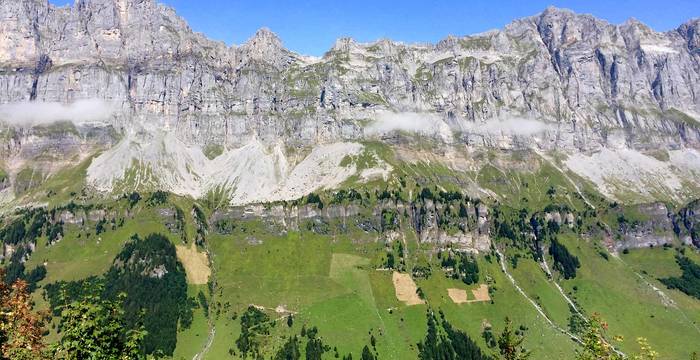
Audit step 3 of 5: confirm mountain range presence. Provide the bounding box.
[2,2,700,359]
[0,0,699,206]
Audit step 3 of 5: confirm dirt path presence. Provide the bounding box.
[496,249,585,343]
[496,249,566,330]
[192,327,215,360]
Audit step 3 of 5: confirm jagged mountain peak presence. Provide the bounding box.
[677,18,700,53]
[246,27,283,47]
[237,27,294,68]
[536,5,608,24]
[540,5,576,17]
[328,37,360,54]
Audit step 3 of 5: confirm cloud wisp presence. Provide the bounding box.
[462,117,552,136]
[0,99,116,126]
[365,111,453,138]
[364,112,552,139]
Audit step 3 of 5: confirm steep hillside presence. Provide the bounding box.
[1,150,699,358]
[0,1,700,359]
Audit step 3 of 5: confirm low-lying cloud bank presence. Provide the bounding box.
[462,117,552,136]
[365,111,450,136]
[0,99,116,126]
[365,112,552,138]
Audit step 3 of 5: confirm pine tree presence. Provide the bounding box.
[274,336,300,360]
[361,345,375,360]
[497,317,530,360]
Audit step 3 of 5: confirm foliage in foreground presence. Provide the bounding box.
[497,317,530,360]
[575,313,661,360]
[0,273,47,360]
[1,269,145,360]
[52,294,146,360]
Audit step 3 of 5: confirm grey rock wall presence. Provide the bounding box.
[0,1,698,151]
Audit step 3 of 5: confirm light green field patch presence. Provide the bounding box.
[329,253,375,305]
[172,285,210,360]
[622,247,684,278]
[312,253,424,359]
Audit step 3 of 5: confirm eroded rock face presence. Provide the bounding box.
[616,202,676,251]
[210,199,492,252]
[0,2,698,151]
[675,200,700,247]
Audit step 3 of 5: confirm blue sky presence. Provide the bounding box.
[49,0,700,56]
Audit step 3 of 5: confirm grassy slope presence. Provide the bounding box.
[5,144,700,359]
[15,203,700,360]
[470,151,700,357]
[506,254,572,328]
[419,256,577,359]
[172,285,210,360]
[25,205,170,284]
[204,222,421,359]
[556,235,700,359]
[201,216,582,359]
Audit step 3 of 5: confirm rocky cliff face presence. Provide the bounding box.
[0,0,699,205]
[208,198,492,252]
[1,1,699,148]
[676,200,700,247]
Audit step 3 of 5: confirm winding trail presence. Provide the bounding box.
[193,327,216,360]
[540,256,585,318]
[495,248,581,342]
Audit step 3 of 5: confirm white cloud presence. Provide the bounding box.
[364,112,551,139]
[0,99,116,126]
[365,111,453,138]
[463,118,552,136]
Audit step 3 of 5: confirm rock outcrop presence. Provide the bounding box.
[675,200,700,247]
[210,198,492,252]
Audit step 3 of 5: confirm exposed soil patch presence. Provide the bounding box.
[392,272,425,306]
[447,288,468,303]
[448,284,491,304]
[175,243,211,284]
[471,284,491,302]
